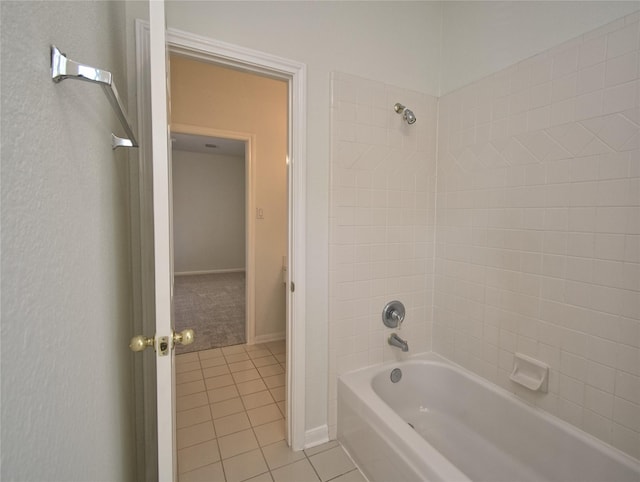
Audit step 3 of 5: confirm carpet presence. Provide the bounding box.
[174,272,246,354]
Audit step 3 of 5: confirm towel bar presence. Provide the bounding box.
[50,46,138,149]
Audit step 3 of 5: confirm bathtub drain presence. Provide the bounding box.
[390,368,402,383]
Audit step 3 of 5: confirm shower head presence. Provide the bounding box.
[394,103,417,125]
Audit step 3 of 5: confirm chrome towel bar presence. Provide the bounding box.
[50,46,138,149]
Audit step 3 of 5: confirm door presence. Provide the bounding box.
[150,1,178,480]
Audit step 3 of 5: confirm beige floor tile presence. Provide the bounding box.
[222,344,246,355]
[177,420,216,449]
[329,469,367,482]
[275,354,286,364]
[222,448,268,482]
[241,390,274,410]
[202,365,230,379]
[263,374,285,389]
[179,461,225,482]
[227,360,255,373]
[177,392,209,412]
[237,378,267,396]
[218,428,259,459]
[271,458,319,482]
[198,348,223,359]
[244,343,268,352]
[247,348,271,359]
[205,374,235,390]
[309,446,355,482]
[252,355,279,368]
[177,439,220,474]
[177,369,204,385]
[177,352,200,364]
[177,380,206,397]
[247,403,283,427]
[200,356,227,369]
[229,360,256,372]
[253,420,285,446]
[269,386,285,402]
[232,368,262,383]
[210,397,245,420]
[225,352,250,363]
[176,360,202,374]
[276,401,286,417]
[258,364,284,378]
[266,341,286,354]
[243,472,274,482]
[261,440,305,470]
[207,385,240,404]
[177,405,212,430]
[214,411,251,437]
[303,440,340,457]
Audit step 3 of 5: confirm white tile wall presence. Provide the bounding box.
[434,11,640,460]
[328,72,438,437]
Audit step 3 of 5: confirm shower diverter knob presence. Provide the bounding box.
[382,300,405,328]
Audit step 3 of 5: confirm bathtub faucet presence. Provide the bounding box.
[388,333,409,352]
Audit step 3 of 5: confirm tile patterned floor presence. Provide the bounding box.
[176,342,366,482]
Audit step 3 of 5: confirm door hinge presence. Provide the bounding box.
[291,281,295,293]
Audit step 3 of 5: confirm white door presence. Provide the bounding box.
[149,2,179,480]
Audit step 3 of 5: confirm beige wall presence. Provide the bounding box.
[172,150,246,273]
[170,55,288,340]
[440,1,640,94]
[1,1,135,480]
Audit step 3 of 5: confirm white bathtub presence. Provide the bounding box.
[338,353,640,482]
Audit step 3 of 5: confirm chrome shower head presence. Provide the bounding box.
[404,108,416,125]
[394,103,417,125]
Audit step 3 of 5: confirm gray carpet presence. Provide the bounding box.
[174,272,246,354]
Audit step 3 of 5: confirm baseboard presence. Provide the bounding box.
[252,331,285,344]
[304,425,329,449]
[174,268,245,276]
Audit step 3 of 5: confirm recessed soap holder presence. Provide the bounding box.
[509,353,549,393]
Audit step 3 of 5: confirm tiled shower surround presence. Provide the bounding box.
[329,11,639,460]
[328,72,439,437]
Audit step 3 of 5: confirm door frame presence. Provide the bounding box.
[171,124,257,345]
[133,22,308,469]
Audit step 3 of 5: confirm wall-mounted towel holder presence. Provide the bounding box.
[509,353,549,392]
[50,46,138,150]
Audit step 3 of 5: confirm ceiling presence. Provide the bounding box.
[171,132,245,158]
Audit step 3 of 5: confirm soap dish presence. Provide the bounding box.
[509,353,549,393]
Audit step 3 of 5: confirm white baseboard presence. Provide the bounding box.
[174,268,245,276]
[251,331,285,345]
[304,425,329,449]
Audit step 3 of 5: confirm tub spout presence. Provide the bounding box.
[388,333,409,352]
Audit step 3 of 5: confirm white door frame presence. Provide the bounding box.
[171,124,257,345]
[135,22,307,454]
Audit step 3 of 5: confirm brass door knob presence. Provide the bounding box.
[129,335,154,352]
[173,329,195,346]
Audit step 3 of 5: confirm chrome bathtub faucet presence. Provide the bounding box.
[388,333,409,352]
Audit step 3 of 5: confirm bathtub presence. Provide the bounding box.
[338,353,640,482]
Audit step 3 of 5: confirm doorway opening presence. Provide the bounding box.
[171,132,251,353]
[169,54,291,476]
[169,52,289,352]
